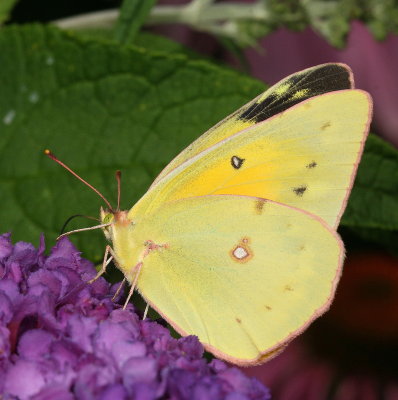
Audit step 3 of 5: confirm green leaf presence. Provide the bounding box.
[342,134,398,230]
[0,0,18,24]
[76,28,199,58]
[365,0,398,40]
[134,32,200,58]
[114,0,158,44]
[0,24,262,261]
[1,24,397,260]
[341,134,398,255]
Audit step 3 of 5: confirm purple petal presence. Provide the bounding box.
[4,359,46,399]
[219,368,251,392]
[74,363,118,399]
[28,269,65,299]
[8,241,38,269]
[98,384,128,400]
[7,261,23,283]
[225,393,249,400]
[49,339,82,372]
[89,276,109,297]
[123,357,157,387]
[129,382,158,400]
[178,335,203,359]
[0,234,270,399]
[0,279,21,304]
[0,292,13,324]
[0,233,12,261]
[219,368,271,399]
[65,314,98,352]
[209,359,228,373]
[112,340,147,369]
[193,378,224,400]
[167,369,197,400]
[0,326,11,360]
[18,329,55,360]
[108,308,139,326]
[44,238,81,271]
[31,384,74,400]
[93,315,139,353]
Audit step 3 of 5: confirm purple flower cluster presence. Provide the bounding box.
[0,233,270,400]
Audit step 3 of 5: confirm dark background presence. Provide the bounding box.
[9,0,121,23]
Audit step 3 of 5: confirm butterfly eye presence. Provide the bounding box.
[103,213,114,224]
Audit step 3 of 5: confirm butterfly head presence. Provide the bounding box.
[44,150,133,241]
[100,207,114,241]
[100,206,134,242]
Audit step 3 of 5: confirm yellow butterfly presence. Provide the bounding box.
[46,63,372,366]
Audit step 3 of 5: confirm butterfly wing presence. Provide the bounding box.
[131,89,372,228]
[151,63,354,187]
[130,195,344,366]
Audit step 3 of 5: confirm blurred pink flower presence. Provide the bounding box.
[155,2,398,148]
[245,21,398,148]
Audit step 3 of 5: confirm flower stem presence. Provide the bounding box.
[53,1,271,32]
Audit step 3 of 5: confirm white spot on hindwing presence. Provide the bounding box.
[230,237,253,263]
[234,246,248,259]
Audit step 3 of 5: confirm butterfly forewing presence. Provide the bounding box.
[151,63,354,186]
[130,90,371,228]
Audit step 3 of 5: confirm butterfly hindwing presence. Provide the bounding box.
[127,195,344,365]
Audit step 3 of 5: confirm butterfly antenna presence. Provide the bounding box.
[116,170,121,211]
[44,150,114,212]
[57,222,112,240]
[60,214,100,235]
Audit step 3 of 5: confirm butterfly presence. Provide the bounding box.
[46,63,372,366]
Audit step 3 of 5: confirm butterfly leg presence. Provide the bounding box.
[112,278,126,301]
[123,261,143,310]
[143,303,149,320]
[122,241,166,310]
[88,245,114,284]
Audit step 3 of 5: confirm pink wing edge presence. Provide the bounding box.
[333,89,373,229]
[136,194,346,367]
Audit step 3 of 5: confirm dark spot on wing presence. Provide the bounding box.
[306,161,317,169]
[238,64,352,123]
[321,121,331,130]
[265,305,272,311]
[284,285,294,291]
[255,199,266,215]
[293,185,307,196]
[236,318,242,323]
[231,155,245,169]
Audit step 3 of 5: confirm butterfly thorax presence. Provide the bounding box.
[100,208,143,282]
